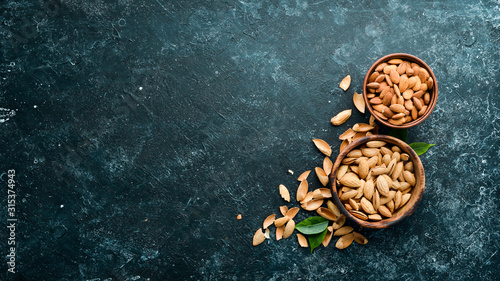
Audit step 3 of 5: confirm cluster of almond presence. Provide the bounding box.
[336,141,415,221]
[366,59,434,125]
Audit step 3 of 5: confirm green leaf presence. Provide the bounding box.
[409,142,435,156]
[389,128,408,142]
[308,228,328,253]
[295,216,328,235]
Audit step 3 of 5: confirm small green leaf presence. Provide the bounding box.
[389,128,408,142]
[295,216,328,235]
[409,142,435,156]
[308,228,328,253]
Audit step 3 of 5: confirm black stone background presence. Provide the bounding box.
[0,0,499,280]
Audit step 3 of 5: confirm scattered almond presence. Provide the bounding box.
[315,167,329,186]
[279,184,290,202]
[283,219,295,239]
[296,180,308,202]
[276,226,284,241]
[334,226,353,236]
[323,157,333,176]
[313,139,332,157]
[263,214,276,229]
[353,92,365,113]
[285,207,300,220]
[297,170,311,181]
[297,233,308,247]
[335,233,355,249]
[331,109,352,126]
[237,214,242,220]
[253,228,266,246]
[339,75,351,91]
[316,207,337,221]
[274,216,290,227]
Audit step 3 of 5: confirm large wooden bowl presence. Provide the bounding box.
[330,135,425,229]
[363,53,438,128]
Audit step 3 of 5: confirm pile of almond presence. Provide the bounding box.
[366,59,434,125]
[336,141,415,221]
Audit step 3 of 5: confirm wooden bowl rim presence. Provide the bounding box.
[363,53,438,129]
[329,135,426,229]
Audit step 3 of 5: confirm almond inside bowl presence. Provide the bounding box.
[363,53,438,129]
[329,135,425,229]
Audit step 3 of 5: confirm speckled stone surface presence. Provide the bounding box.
[1,0,499,280]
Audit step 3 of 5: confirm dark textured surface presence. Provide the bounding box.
[1,0,499,280]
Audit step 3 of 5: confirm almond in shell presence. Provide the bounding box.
[335,233,355,249]
[253,228,266,246]
[339,75,351,91]
[279,184,290,202]
[331,109,352,126]
[353,92,365,113]
[313,139,332,157]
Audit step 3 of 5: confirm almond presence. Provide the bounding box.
[339,189,358,201]
[327,200,342,217]
[363,179,375,200]
[322,158,333,177]
[350,210,369,220]
[388,58,403,65]
[339,75,351,91]
[336,165,349,182]
[373,189,380,210]
[353,232,368,245]
[358,158,369,180]
[401,193,411,207]
[339,128,356,141]
[389,69,400,84]
[367,82,380,90]
[349,198,359,211]
[336,233,355,249]
[297,170,311,181]
[285,207,300,220]
[353,92,365,113]
[315,167,329,186]
[332,214,346,229]
[276,225,284,241]
[313,139,332,157]
[312,188,332,199]
[347,149,363,158]
[389,104,406,113]
[331,109,352,126]
[253,228,266,246]
[300,191,314,204]
[279,184,290,202]
[360,197,376,214]
[339,172,361,188]
[296,180,308,201]
[237,214,242,220]
[263,214,276,229]
[279,206,288,216]
[368,214,382,221]
[353,123,375,132]
[297,233,308,247]
[378,205,392,218]
[317,207,337,221]
[274,216,290,227]
[283,219,295,239]
[301,199,324,211]
[392,162,404,181]
[376,175,390,197]
[334,226,353,236]
[366,141,386,148]
[403,170,416,186]
[322,229,334,247]
[361,147,379,157]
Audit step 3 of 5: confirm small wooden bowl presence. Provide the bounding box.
[329,135,425,229]
[363,53,438,128]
